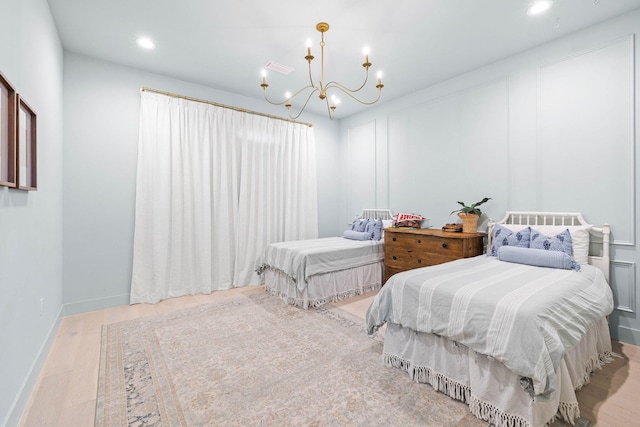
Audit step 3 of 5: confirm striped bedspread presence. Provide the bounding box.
[366,255,613,396]
[256,237,383,291]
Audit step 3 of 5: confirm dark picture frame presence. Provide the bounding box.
[0,71,17,188]
[16,95,37,191]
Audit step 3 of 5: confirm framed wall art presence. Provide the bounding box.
[0,71,17,188]
[16,95,37,191]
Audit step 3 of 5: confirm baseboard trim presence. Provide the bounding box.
[613,324,640,346]
[3,305,64,427]
[63,293,130,316]
[3,294,131,427]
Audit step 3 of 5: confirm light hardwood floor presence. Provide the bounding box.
[18,287,640,427]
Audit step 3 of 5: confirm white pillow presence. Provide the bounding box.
[381,219,394,239]
[531,225,591,265]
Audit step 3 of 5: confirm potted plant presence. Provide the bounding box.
[450,197,491,233]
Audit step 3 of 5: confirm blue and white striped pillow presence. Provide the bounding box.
[343,230,373,241]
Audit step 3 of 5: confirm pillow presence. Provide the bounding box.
[363,220,375,240]
[350,218,369,232]
[489,224,531,256]
[343,230,373,241]
[530,228,581,270]
[497,246,579,270]
[530,228,573,255]
[365,219,384,241]
[532,225,591,265]
[381,219,394,239]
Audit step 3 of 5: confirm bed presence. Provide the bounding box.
[366,211,614,427]
[256,209,394,309]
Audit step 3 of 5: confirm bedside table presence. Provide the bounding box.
[383,228,485,283]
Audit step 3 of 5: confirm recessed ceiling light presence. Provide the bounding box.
[527,0,554,16]
[136,37,155,49]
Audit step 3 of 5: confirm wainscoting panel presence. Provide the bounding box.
[387,79,509,226]
[537,35,635,245]
[346,121,377,218]
[611,260,636,314]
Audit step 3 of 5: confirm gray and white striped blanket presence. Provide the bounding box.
[256,237,383,291]
[366,255,613,396]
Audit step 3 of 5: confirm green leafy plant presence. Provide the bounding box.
[450,197,491,216]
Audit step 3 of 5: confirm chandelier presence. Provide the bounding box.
[260,22,384,120]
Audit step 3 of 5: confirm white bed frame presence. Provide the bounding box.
[487,211,610,281]
[381,211,613,427]
[264,209,393,308]
[357,208,395,220]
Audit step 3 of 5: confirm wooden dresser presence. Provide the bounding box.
[383,228,485,283]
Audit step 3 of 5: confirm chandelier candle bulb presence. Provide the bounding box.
[260,69,268,87]
[285,91,292,109]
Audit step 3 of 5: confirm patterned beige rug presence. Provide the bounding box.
[95,292,591,426]
[96,292,488,426]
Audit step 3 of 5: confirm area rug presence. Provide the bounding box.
[96,292,488,426]
[95,293,591,426]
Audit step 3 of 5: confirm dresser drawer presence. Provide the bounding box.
[385,250,457,270]
[385,234,463,257]
[383,228,485,284]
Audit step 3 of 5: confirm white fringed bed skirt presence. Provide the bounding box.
[263,262,383,309]
[383,319,613,427]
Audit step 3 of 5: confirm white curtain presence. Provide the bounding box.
[130,91,318,304]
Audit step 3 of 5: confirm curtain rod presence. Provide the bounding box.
[140,87,313,127]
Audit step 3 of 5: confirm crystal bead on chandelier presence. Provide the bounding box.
[260,22,384,120]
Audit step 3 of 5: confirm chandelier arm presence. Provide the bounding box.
[288,84,319,102]
[307,59,317,88]
[262,91,289,106]
[263,84,316,106]
[327,80,367,94]
[325,68,370,94]
[330,85,383,106]
[286,88,320,120]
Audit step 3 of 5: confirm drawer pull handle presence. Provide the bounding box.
[392,256,397,260]
[418,259,422,263]
[442,243,448,249]
[417,239,421,244]
[392,237,397,242]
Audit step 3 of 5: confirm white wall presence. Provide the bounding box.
[0,0,64,425]
[62,53,341,314]
[340,10,640,344]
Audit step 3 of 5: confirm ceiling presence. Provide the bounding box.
[47,0,640,119]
